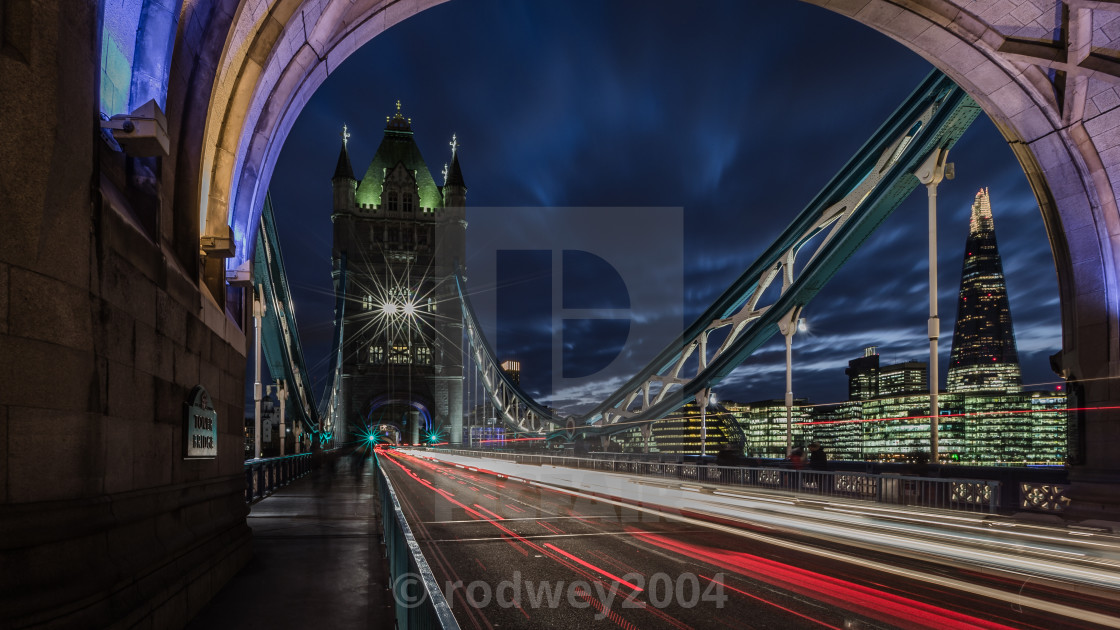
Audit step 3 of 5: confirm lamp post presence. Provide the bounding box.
[914,149,954,463]
[697,388,710,459]
[778,307,804,458]
[276,380,288,456]
[253,285,266,460]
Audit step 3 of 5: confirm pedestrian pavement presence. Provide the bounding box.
[188,453,392,629]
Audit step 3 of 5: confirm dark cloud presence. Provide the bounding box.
[268,0,1062,412]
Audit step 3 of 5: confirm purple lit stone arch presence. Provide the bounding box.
[365,396,434,431]
[99,0,184,116]
[179,0,1120,513]
[799,0,1120,511]
[192,0,453,272]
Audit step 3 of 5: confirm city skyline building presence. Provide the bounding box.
[500,360,521,386]
[879,361,928,397]
[648,400,745,456]
[947,188,1023,393]
[722,383,1065,464]
[724,399,810,458]
[711,188,1065,464]
[846,347,880,400]
[846,347,929,401]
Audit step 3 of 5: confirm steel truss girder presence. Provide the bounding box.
[321,253,347,437]
[255,194,321,434]
[457,71,980,441]
[458,274,556,436]
[574,71,980,435]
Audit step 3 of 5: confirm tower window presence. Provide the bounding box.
[415,346,432,365]
[403,194,414,213]
[387,192,399,212]
[389,345,410,364]
[369,345,384,364]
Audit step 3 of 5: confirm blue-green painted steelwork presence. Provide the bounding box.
[254,195,321,434]
[453,70,981,441]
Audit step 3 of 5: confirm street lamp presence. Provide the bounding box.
[914,148,954,463]
[266,381,288,456]
[778,307,804,458]
[698,388,711,459]
[252,285,266,460]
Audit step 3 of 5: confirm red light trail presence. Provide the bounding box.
[542,543,645,592]
[628,528,1019,630]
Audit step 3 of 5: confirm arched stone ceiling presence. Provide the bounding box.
[194,0,449,268]
[183,0,1120,439]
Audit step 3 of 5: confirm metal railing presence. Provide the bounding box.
[1019,481,1072,513]
[244,452,313,503]
[415,448,1002,514]
[377,455,460,630]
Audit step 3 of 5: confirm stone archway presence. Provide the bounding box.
[187,0,1120,514]
[363,395,434,445]
[799,0,1120,515]
[189,0,451,281]
[6,1,1120,627]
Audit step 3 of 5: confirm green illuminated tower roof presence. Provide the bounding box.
[947,188,1021,393]
[354,101,441,209]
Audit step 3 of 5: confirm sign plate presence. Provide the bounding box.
[184,385,218,459]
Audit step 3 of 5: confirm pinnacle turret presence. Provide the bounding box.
[442,133,466,208]
[385,99,412,133]
[332,124,355,181]
[445,153,466,189]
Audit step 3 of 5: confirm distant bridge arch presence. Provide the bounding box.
[363,395,434,443]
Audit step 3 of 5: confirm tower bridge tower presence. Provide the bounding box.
[330,104,466,445]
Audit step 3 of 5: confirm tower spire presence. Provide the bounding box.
[969,187,994,234]
[386,99,412,132]
[332,123,355,181]
[444,133,466,189]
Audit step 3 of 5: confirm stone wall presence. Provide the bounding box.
[0,2,251,627]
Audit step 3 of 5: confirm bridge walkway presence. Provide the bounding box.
[187,454,393,629]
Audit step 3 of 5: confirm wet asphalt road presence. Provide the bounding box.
[380,450,1116,630]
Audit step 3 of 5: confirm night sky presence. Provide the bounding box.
[266,0,1062,415]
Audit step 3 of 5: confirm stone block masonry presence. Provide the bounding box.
[0,3,251,627]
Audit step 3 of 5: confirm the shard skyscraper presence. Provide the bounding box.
[947,188,1022,393]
